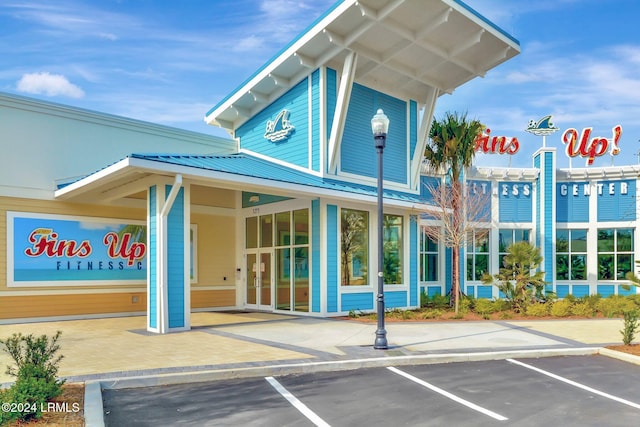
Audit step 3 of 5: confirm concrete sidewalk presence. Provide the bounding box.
[0,312,631,385]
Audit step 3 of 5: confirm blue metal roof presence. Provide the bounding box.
[131,153,427,205]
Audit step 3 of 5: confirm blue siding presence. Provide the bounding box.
[409,215,418,306]
[556,285,570,298]
[148,186,157,329]
[468,180,492,219]
[341,83,407,184]
[597,285,615,297]
[477,286,492,299]
[419,175,440,205]
[312,200,321,312]
[311,69,320,172]
[385,291,407,308]
[167,186,185,328]
[236,77,309,168]
[498,182,532,222]
[597,180,636,221]
[544,152,554,283]
[572,285,589,298]
[445,247,452,294]
[619,285,636,296]
[534,155,541,249]
[325,68,337,172]
[326,204,338,312]
[341,292,374,311]
[466,286,475,297]
[426,286,441,296]
[556,182,589,222]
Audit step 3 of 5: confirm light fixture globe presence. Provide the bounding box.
[371,108,389,136]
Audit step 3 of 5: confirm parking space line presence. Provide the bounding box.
[265,376,331,427]
[507,358,640,410]
[387,366,508,421]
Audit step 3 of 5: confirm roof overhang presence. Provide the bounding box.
[205,0,520,132]
[54,155,433,211]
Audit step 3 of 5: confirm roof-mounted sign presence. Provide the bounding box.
[475,128,519,155]
[562,125,622,166]
[264,110,295,142]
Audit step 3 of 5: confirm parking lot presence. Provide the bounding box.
[103,355,640,426]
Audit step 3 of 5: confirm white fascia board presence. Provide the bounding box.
[411,87,439,189]
[54,157,133,199]
[204,0,357,125]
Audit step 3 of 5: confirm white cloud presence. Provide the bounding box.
[16,72,85,98]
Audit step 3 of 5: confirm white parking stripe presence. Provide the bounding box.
[507,358,640,410]
[387,366,508,421]
[265,376,331,427]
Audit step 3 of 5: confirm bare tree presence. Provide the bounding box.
[421,178,491,313]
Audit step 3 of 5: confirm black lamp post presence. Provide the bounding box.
[371,108,389,350]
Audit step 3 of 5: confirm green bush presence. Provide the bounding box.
[474,299,495,316]
[550,299,572,317]
[493,299,512,312]
[571,301,595,317]
[526,303,549,317]
[420,290,429,308]
[621,310,639,345]
[597,296,636,318]
[458,297,472,315]
[0,331,65,423]
[418,309,444,319]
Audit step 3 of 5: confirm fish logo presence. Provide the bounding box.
[264,110,295,142]
[525,115,560,136]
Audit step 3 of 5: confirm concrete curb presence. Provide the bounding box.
[598,347,640,365]
[83,347,599,427]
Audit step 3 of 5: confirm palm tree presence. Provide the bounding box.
[424,111,484,313]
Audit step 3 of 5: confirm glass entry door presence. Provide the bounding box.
[245,251,272,309]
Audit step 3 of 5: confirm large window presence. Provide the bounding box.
[499,229,530,268]
[340,209,369,286]
[556,229,587,280]
[420,226,438,282]
[597,228,634,280]
[383,214,403,284]
[466,230,489,281]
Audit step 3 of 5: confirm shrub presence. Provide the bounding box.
[420,290,429,308]
[418,309,444,319]
[458,297,472,315]
[597,296,636,318]
[526,303,549,317]
[474,299,495,317]
[578,294,601,310]
[570,301,595,317]
[621,310,639,345]
[550,299,572,317]
[493,299,512,312]
[0,331,65,423]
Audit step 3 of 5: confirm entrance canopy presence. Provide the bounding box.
[205,0,520,133]
[54,153,432,210]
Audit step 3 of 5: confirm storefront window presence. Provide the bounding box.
[383,214,403,284]
[498,229,530,267]
[556,229,587,280]
[246,216,258,249]
[341,209,369,286]
[597,228,634,280]
[466,229,489,281]
[260,214,273,248]
[420,226,438,282]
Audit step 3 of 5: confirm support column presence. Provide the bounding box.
[533,148,556,290]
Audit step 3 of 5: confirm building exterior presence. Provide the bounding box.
[4,0,581,332]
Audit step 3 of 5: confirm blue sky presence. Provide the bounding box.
[2,0,639,169]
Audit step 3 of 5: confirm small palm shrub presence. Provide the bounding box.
[621,310,639,345]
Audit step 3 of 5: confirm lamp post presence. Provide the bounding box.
[371,108,389,350]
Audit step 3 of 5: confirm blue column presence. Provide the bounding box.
[533,148,556,290]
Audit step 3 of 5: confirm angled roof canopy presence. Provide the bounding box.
[205,0,520,133]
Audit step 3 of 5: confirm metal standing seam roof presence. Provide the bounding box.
[130,153,428,204]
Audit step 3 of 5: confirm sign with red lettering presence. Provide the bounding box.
[474,128,520,155]
[561,125,622,165]
[8,212,147,286]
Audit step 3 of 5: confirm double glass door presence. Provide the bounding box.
[246,251,272,309]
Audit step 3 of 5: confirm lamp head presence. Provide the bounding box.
[371,108,389,136]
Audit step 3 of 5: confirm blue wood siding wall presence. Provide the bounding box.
[312,200,321,312]
[498,182,532,222]
[445,247,452,295]
[409,100,417,162]
[236,77,309,168]
[419,176,439,205]
[534,155,541,250]
[543,152,554,283]
[597,180,636,221]
[341,292,374,311]
[325,68,337,172]
[409,215,418,306]
[148,185,157,329]
[327,204,338,312]
[556,182,589,222]
[385,291,407,308]
[341,83,407,184]
[166,185,185,328]
[311,69,320,172]
[468,180,492,219]
[597,285,615,297]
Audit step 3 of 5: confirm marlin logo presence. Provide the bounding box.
[525,115,560,136]
[264,110,295,142]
